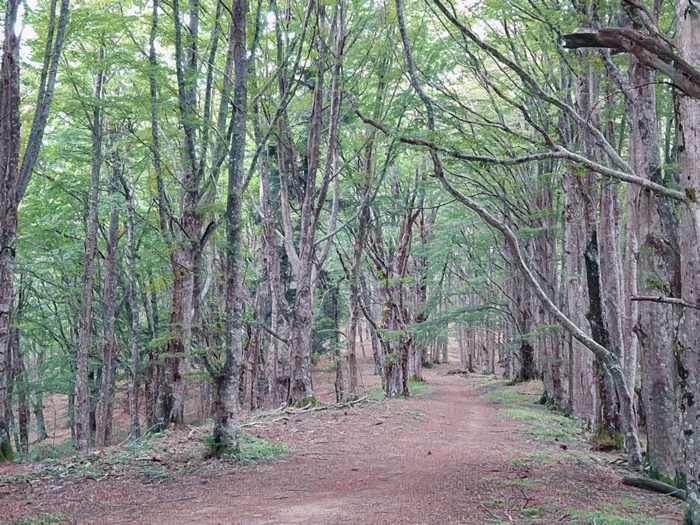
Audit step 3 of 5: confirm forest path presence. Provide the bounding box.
[1,360,682,524]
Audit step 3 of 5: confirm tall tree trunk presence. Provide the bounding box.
[0,0,21,463]
[123,173,141,440]
[75,53,105,453]
[563,166,597,423]
[146,0,167,427]
[346,200,370,398]
[565,53,600,427]
[10,327,27,458]
[622,51,682,482]
[0,0,68,461]
[142,275,161,427]
[96,147,121,449]
[159,0,205,427]
[674,2,700,521]
[281,2,344,405]
[211,0,248,456]
[378,210,416,398]
[254,108,286,406]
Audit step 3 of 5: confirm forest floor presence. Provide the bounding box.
[0,357,685,525]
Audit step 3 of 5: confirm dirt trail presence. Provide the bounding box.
[1,362,683,524]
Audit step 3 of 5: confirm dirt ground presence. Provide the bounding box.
[0,359,684,524]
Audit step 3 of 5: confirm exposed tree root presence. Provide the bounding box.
[282,395,368,415]
[622,476,687,501]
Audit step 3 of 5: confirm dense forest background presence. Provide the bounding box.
[1,0,700,522]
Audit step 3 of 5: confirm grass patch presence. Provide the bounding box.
[367,387,385,401]
[408,378,432,396]
[0,513,69,525]
[232,433,286,464]
[485,388,531,402]
[475,380,682,525]
[521,507,545,517]
[566,508,676,524]
[366,379,432,400]
[485,380,583,444]
[500,407,542,422]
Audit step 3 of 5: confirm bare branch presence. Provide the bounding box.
[631,295,700,310]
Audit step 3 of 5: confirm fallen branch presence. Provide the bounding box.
[622,476,687,501]
[282,396,369,415]
[446,368,474,375]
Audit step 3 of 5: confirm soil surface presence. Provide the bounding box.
[0,360,684,524]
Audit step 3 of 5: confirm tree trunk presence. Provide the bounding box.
[346,196,371,399]
[75,53,105,453]
[563,166,597,423]
[0,0,67,461]
[10,327,27,458]
[289,270,315,404]
[254,108,286,407]
[31,347,48,443]
[280,2,345,405]
[584,233,621,443]
[159,0,208,427]
[378,210,416,398]
[0,0,21,463]
[123,173,141,440]
[623,52,683,483]
[674,3,700,521]
[96,147,121,449]
[211,0,249,455]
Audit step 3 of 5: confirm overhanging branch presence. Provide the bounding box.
[563,28,700,100]
[355,109,688,204]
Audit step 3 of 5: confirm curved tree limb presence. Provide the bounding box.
[436,172,643,468]
[563,27,700,101]
[355,109,688,203]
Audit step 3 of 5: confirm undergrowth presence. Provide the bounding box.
[483,379,583,444]
[199,432,286,463]
[0,513,69,525]
[479,378,680,525]
[565,508,674,524]
[0,426,286,487]
[233,433,287,463]
[367,378,433,400]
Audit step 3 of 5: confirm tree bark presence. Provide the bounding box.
[281,2,345,405]
[96,146,121,449]
[123,172,141,440]
[211,0,249,456]
[159,0,206,427]
[256,125,287,406]
[75,52,105,453]
[10,327,28,458]
[674,3,700,522]
[0,0,21,463]
[623,51,683,483]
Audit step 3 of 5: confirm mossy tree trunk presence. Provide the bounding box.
[210,0,249,456]
[675,3,700,521]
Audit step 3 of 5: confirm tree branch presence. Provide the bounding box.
[355,109,688,203]
[563,28,700,100]
[631,295,700,310]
